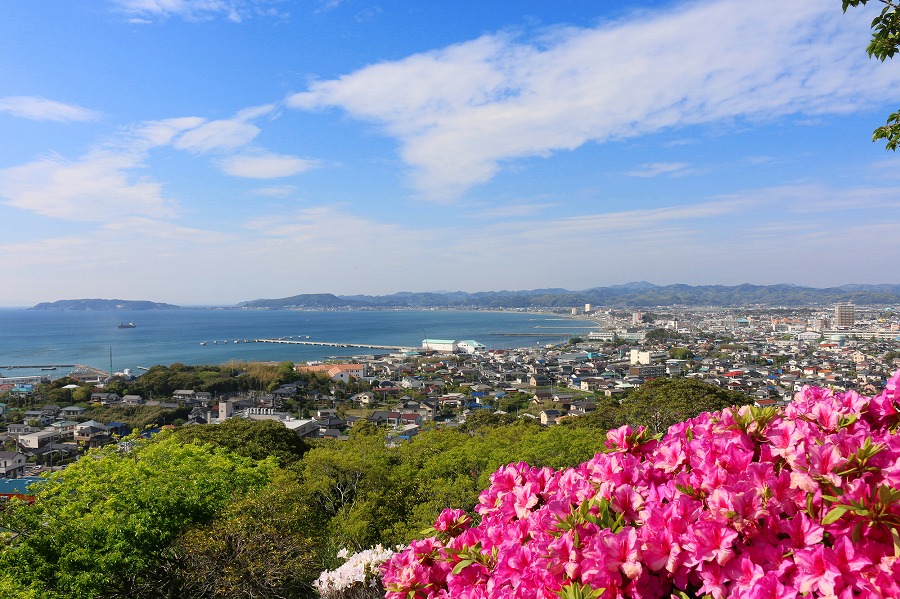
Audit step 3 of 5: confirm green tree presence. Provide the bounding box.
[71,385,92,403]
[843,0,900,149]
[174,470,319,599]
[172,417,310,467]
[0,434,277,598]
[669,347,695,360]
[458,410,518,432]
[619,377,752,435]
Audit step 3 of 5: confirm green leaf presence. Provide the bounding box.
[822,506,850,525]
[451,559,475,575]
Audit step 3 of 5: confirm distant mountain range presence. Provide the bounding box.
[30,299,181,311]
[238,283,900,309]
[32,284,900,311]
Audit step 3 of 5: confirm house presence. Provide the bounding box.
[532,389,553,403]
[172,390,196,402]
[194,391,213,406]
[60,405,87,418]
[351,391,377,405]
[74,426,111,447]
[540,410,562,426]
[24,410,52,426]
[399,413,423,426]
[106,422,129,436]
[273,385,301,400]
[186,407,209,425]
[315,416,348,433]
[529,374,551,387]
[50,420,79,439]
[569,401,597,415]
[18,430,60,449]
[91,392,120,404]
[5,423,40,436]
[75,420,108,434]
[296,363,368,382]
[0,451,26,478]
[283,419,319,438]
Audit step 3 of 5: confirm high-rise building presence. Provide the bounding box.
[834,303,855,328]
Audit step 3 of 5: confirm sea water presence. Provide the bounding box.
[0,309,599,377]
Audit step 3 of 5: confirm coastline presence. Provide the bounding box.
[0,308,598,377]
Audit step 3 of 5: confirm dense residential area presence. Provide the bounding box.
[2,302,899,469]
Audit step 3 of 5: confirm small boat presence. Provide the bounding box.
[200,342,206,346]
[117,322,136,329]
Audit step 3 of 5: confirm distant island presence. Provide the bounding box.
[239,282,900,309]
[30,299,181,311]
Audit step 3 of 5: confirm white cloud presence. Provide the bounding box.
[288,0,898,199]
[0,103,304,223]
[251,184,298,196]
[626,162,692,178]
[169,104,275,153]
[110,0,287,23]
[129,117,207,148]
[468,201,558,220]
[0,96,99,122]
[172,118,260,154]
[219,152,319,178]
[0,150,177,222]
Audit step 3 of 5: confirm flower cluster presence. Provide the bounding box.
[314,545,400,599]
[381,372,900,599]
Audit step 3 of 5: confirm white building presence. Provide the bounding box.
[587,330,616,341]
[422,339,458,353]
[457,340,486,354]
[0,375,50,387]
[0,451,26,478]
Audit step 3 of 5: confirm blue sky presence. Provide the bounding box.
[1,0,899,306]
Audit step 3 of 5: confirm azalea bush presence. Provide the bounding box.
[315,545,399,599]
[381,372,900,598]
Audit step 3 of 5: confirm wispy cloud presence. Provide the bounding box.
[0,150,176,222]
[288,0,897,200]
[0,103,316,223]
[0,96,99,122]
[251,185,298,197]
[468,201,559,220]
[109,0,288,23]
[0,114,207,223]
[173,118,258,153]
[626,162,692,178]
[218,152,319,178]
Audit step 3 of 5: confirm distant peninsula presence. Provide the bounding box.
[31,299,181,311]
[239,283,900,309]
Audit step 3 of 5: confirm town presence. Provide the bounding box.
[1,301,899,484]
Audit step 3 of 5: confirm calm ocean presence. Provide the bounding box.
[0,309,598,378]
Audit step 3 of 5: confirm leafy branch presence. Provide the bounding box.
[843,0,900,149]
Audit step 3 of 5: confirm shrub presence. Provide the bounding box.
[382,371,900,598]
